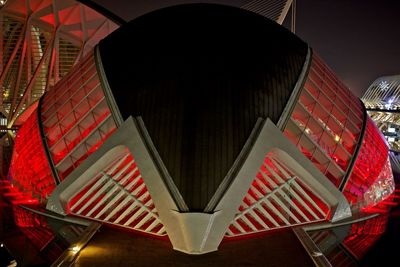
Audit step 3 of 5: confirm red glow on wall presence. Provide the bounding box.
[8,108,56,201]
[284,53,364,188]
[343,118,389,209]
[343,213,389,259]
[12,205,58,253]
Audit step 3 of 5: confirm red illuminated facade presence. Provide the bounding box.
[2,2,397,264]
[8,108,55,201]
[40,51,117,180]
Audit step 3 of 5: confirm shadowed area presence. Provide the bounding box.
[74,226,314,267]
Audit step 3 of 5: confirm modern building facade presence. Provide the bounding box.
[362,75,400,152]
[2,0,397,263]
[0,0,118,177]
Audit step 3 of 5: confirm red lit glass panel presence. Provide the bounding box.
[12,205,57,252]
[362,157,395,212]
[343,213,389,259]
[284,53,364,188]
[40,50,117,181]
[8,108,56,201]
[343,118,390,209]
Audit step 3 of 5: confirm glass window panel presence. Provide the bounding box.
[57,156,74,180]
[325,163,343,187]
[74,98,91,118]
[65,127,82,151]
[344,119,360,136]
[42,103,57,120]
[98,117,117,140]
[304,79,319,99]
[284,120,302,145]
[70,143,89,166]
[311,149,330,173]
[79,113,96,138]
[56,100,74,119]
[305,116,324,143]
[87,86,105,107]
[57,87,72,104]
[347,110,363,128]
[308,69,323,87]
[319,83,335,100]
[332,145,350,171]
[51,139,68,164]
[42,113,58,129]
[59,111,77,135]
[333,97,349,115]
[85,131,102,151]
[46,124,62,146]
[92,100,110,123]
[84,75,99,93]
[292,104,310,128]
[300,89,316,109]
[331,106,346,125]
[316,92,333,112]
[341,130,357,154]
[325,116,342,137]
[298,134,316,159]
[319,132,337,157]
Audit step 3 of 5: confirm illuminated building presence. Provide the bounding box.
[0,0,118,175]
[362,75,400,152]
[1,0,397,264]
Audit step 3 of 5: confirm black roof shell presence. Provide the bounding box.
[98,3,308,210]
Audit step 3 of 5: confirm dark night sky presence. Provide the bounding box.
[92,0,400,97]
[291,0,400,97]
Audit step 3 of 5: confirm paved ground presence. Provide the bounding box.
[74,226,314,267]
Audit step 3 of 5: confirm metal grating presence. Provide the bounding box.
[226,154,330,237]
[68,149,166,236]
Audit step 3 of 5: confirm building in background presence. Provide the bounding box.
[0,0,398,266]
[362,76,400,151]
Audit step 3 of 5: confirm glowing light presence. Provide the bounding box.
[70,246,80,254]
[379,80,390,91]
[334,135,340,142]
[385,98,393,109]
[0,243,3,247]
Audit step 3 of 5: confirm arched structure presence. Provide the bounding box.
[4,2,397,261]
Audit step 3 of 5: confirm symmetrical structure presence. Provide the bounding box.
[2,0,397,262]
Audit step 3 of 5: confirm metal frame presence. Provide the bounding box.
[0,0,118,130]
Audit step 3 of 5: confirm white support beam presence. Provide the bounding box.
[44,31,57,91]
[7,29,55,127]
[8,19,29,121]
